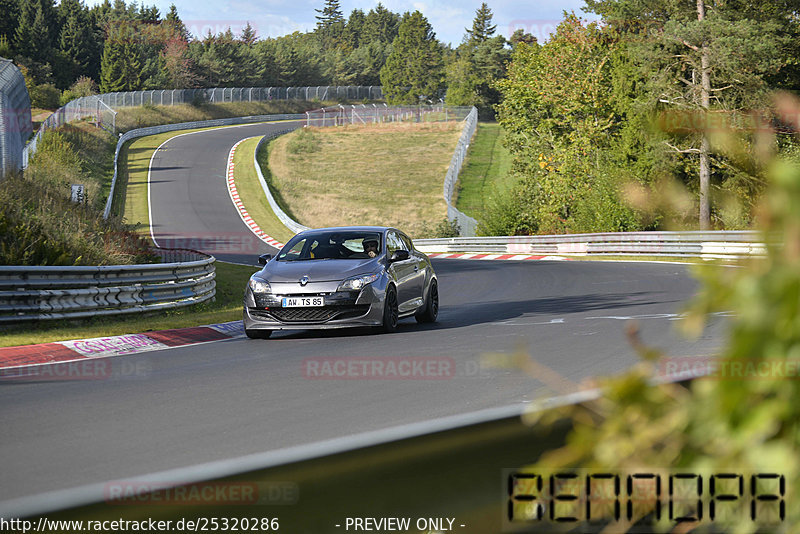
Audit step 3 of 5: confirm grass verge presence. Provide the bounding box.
[235,137,296,244]
[0,261,256,347]
[454,122,514,219]
[267,122,461,238]
[1,123,282,347]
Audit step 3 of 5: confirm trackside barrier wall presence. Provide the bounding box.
[0,58,32,177]
[253,134,310,235]
[299,104,478,237]
[0,249,215,323]
[253,105,475,236]
[414,231,767,259]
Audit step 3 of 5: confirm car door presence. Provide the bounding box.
[398,231,425,306]
[386,230,417,312]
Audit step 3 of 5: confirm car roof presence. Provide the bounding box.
[296,226,397,234]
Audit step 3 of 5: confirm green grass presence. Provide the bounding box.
[236,137,296,244]
[267,122,461,238]
[0,261,257,347]
[454,122,515,219]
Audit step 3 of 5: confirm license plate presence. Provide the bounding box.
[281,297,324,307]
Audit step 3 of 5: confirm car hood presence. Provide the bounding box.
[258,258,382,283]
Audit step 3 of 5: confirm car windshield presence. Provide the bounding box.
[277,231,383,261]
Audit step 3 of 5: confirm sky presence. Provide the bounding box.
[83,0,592,47]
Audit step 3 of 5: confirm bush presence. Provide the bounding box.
[28,83,61,110]
[59,76,98,106]
[287,127,321,154]
[1,127,155,266]
[478,176,540,236]
[433,217,460,237]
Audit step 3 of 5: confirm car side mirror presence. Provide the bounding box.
[389,250,409,262]
[258,253,272,266]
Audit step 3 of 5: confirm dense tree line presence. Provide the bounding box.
[0,0,511,109]
[485,1,800,234]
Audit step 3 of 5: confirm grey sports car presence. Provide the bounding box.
[243,226,438,338]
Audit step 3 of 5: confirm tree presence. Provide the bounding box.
[165,4,189,41]
[161,38,195,88]
[14,0,55,66]
[585,0,793,228]
[362,3,400,44]
[509,29,536,48]
[464,2,496,45]
[0,0,21,54]
[315,0,345,48]
[446,4,509,111]
[59,0,95,81]
[240,22,257,46]
[99,22,141,91]
[380,11,444,104]
[343,9,365,49]
[493,15,639,234]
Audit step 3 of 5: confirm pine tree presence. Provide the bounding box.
[446,3,508,109]
[315,0,345,30]
[99,24,141,91]
[380,11,444,104]
[99,36,126,91]
[343,9,365,49]
[465,3,496,44]
[315,0,345,48]
[165,4,189,41]
[275,42,299,85]
[0,0,21,53]
[362,3,400,44]
[59,0,94,77]
[14,0,53,64]
[240,22,257,46]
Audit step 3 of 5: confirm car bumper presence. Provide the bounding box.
[243,285,385,330]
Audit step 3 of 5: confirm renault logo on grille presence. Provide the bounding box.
[299,276,309,286]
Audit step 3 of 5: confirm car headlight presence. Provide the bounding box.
[338,272,380,291]
[248,276,271,293]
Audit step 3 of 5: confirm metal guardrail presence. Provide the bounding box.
[0,249,215,323]
[103,114,305,219]
[414,231,767,259]
[250,105,476,237]
[444,107,479,236]
[253,132,310,235]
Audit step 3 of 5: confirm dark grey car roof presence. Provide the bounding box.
[296,226,398,234]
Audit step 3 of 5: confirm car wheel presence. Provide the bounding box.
[245,328,272,339]
[415,279,438,323]
[382,285,399,333]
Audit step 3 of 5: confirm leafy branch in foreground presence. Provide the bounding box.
[517,93,800,533]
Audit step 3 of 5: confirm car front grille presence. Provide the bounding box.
[249,305,370,323]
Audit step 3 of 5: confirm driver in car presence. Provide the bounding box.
[364,239,379,258]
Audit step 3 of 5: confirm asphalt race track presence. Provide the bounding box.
[0,124,727,506]
[147,120,301,263]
